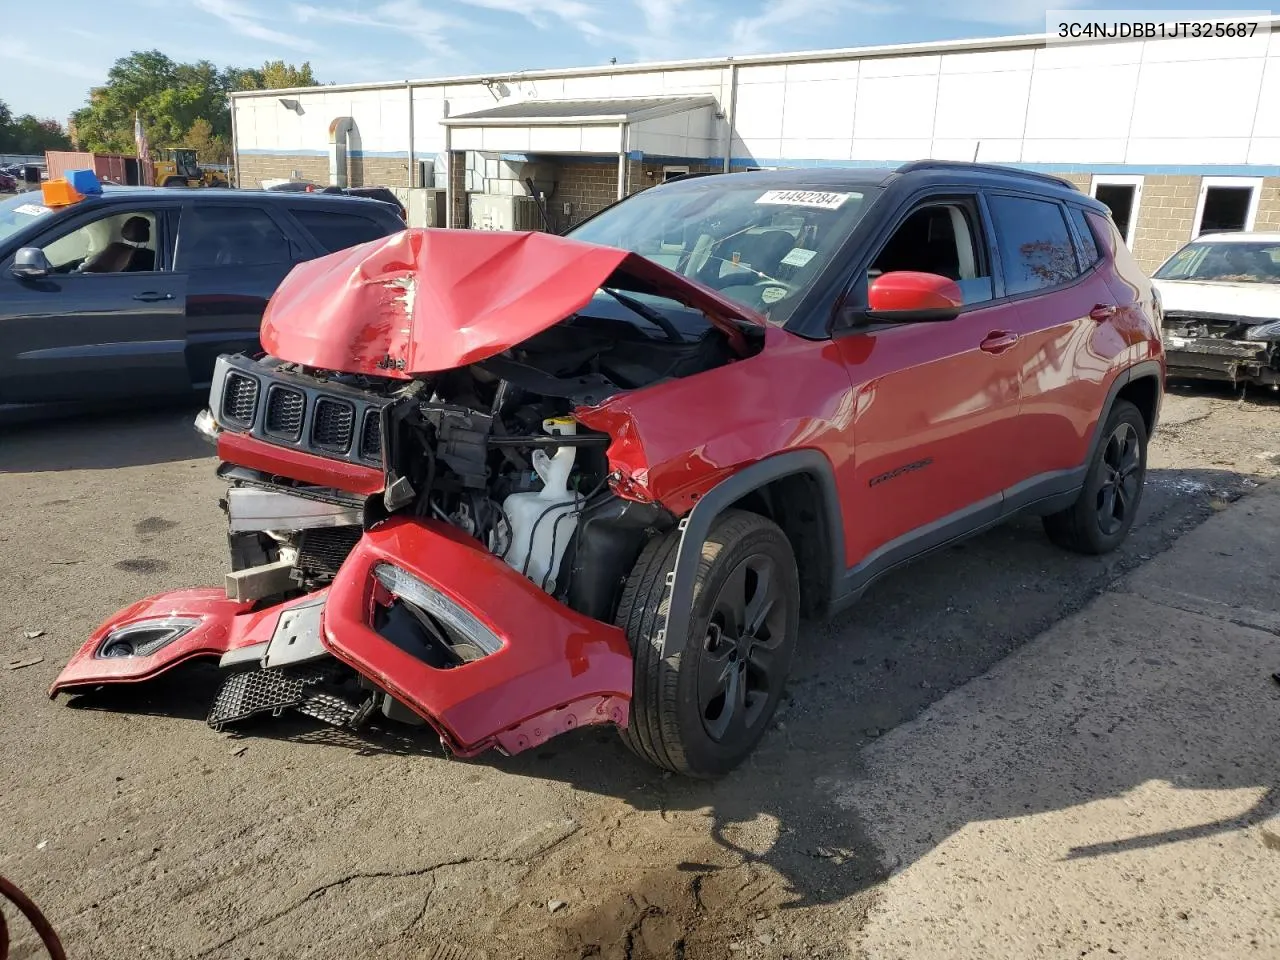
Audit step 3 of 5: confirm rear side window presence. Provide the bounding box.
[290,208,392,253]
[176,205,293,270]
[1067,206,1100,267]
[988,194,1080,295]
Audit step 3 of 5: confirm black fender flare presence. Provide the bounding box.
[657,449,845,659]
[1086,359,1164,465]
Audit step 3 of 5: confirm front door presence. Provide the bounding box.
[834,195,1024,573]
[0,204,188,405]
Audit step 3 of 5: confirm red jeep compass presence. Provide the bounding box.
[53,161,1164,778]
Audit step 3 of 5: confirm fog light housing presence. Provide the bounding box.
[372,563,502,656]
[94,617,202,659]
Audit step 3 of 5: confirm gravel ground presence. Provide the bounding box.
[0,384,1277,959]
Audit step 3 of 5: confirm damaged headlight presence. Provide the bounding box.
[1244,320,1280,341]
[372,563,502,656]
[95,617,203,659]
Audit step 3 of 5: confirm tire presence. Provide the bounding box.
[616,509,800,778]
[1043,399,1148,555]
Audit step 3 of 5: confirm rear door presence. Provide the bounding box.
[984,192,1120,504]
[175,201,309,388]
[0,201,188,405]
[285,203,403,254]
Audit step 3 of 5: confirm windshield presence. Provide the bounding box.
[1154,240,1280,284]
[568,179,876,325]
[0,191,53,247]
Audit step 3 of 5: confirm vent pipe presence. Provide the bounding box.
[329,116,354,188]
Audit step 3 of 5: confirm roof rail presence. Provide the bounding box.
[895,160,1079,192]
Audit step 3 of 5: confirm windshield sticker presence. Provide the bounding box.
[780,247,817,268]
[13,203,51,218]
[760,286,788,304]
[756,190,855,210]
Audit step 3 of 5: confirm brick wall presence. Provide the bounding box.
[236,154,328,188]
[350,156,411,188]
[1253,177,1280,233]
[1055,173,1092,192]
[449,150,467,228]
[557,161,622,230]
[1127,175,1199,273]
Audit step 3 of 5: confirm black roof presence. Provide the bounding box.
[77,186,396,212]
[659,161,1093,206]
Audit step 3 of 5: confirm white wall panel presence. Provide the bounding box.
[860,54,939,78]
[581,125,623,153]
[1020,138,1129,163]
[1035,40,1144,67]
[734,82,786,139]
[854,74,938,139]
[940,48,1035,73]
[849,138,931,160]
[1126,137,1251,164]
[933,70,1031,139]
[738,64,787,84]
[785,59,859,82]
[779,137,850,160]
[1247,137,1280,164]
[1024,64,1139,139]
[731,134,779,162]
[1129,58,1266,138]
[1142,33,1271,62]
[1253,57,1280,137]
[781,78,857,140]
[528,126,584,153]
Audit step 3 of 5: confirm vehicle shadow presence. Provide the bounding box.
[53,466,1275,957]
[1,401,212,473]
[1166,376,1280,408]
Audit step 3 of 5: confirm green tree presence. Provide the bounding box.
[69,52,320,155]
[0,99,72,154]
[182,117,230,165]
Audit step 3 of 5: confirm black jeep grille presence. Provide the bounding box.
[312,398,355,452]
[359,409,382,462]
[222,373,259,427]
[265,386,306,440]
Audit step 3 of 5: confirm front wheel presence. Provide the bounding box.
[616,509,800,778]
[1043,399,1148,554]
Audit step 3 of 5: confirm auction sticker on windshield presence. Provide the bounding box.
[756,190,857,210]
[13,203,51,218]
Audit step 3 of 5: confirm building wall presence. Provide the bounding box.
[237,153,329,187]
[1126,176,1200,273]
[1254,177,1280,232]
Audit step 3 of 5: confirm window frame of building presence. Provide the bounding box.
[1193,176,1264,237]
[661,165,691,183]
[1089,175,1143,249]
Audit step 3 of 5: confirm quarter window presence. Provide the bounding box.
[988,195,1080,295]
[289,208,390,253]
[1067,206,1100,268]
[176,206,293,270]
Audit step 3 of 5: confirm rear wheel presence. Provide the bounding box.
[1043,399,1148,554]
[616,509,799,778]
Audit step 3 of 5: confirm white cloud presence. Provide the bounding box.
[0,39,104,83]
[935,0,1093,27]
[192,0,317,51]
[454,0,606,41]
[729,0,894,54]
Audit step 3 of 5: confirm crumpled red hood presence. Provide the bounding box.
[261,228,758,377]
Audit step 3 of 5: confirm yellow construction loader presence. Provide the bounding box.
[153,148,229,188]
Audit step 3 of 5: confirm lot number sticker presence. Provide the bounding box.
[756,190,854,210]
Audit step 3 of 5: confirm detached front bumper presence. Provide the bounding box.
[52,518,634,758]
[324,518,633,756]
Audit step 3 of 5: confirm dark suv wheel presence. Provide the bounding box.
[616,509,799,778]
[1043,399,1148,554]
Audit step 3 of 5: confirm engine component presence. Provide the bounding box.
[502,417,582,592]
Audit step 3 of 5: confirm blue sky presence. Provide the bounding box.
[0,0,1251,121]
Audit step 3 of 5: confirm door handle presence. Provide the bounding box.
[1090,303,1118,323]
[133,291,174,302]
[980,330,1019,355]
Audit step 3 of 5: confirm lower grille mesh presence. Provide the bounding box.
[296,526,364,580]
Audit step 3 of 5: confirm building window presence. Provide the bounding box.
[1194,177,1263,236]
[661,165,690,183]
[1089,175,1142,249]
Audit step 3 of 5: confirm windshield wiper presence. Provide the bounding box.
[601,287,684,343]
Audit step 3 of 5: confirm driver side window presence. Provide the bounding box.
[40,210,161,275]
[869,200,993,305]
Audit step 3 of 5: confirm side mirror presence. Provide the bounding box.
[867,271,964,323]
[11,247,53,280]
